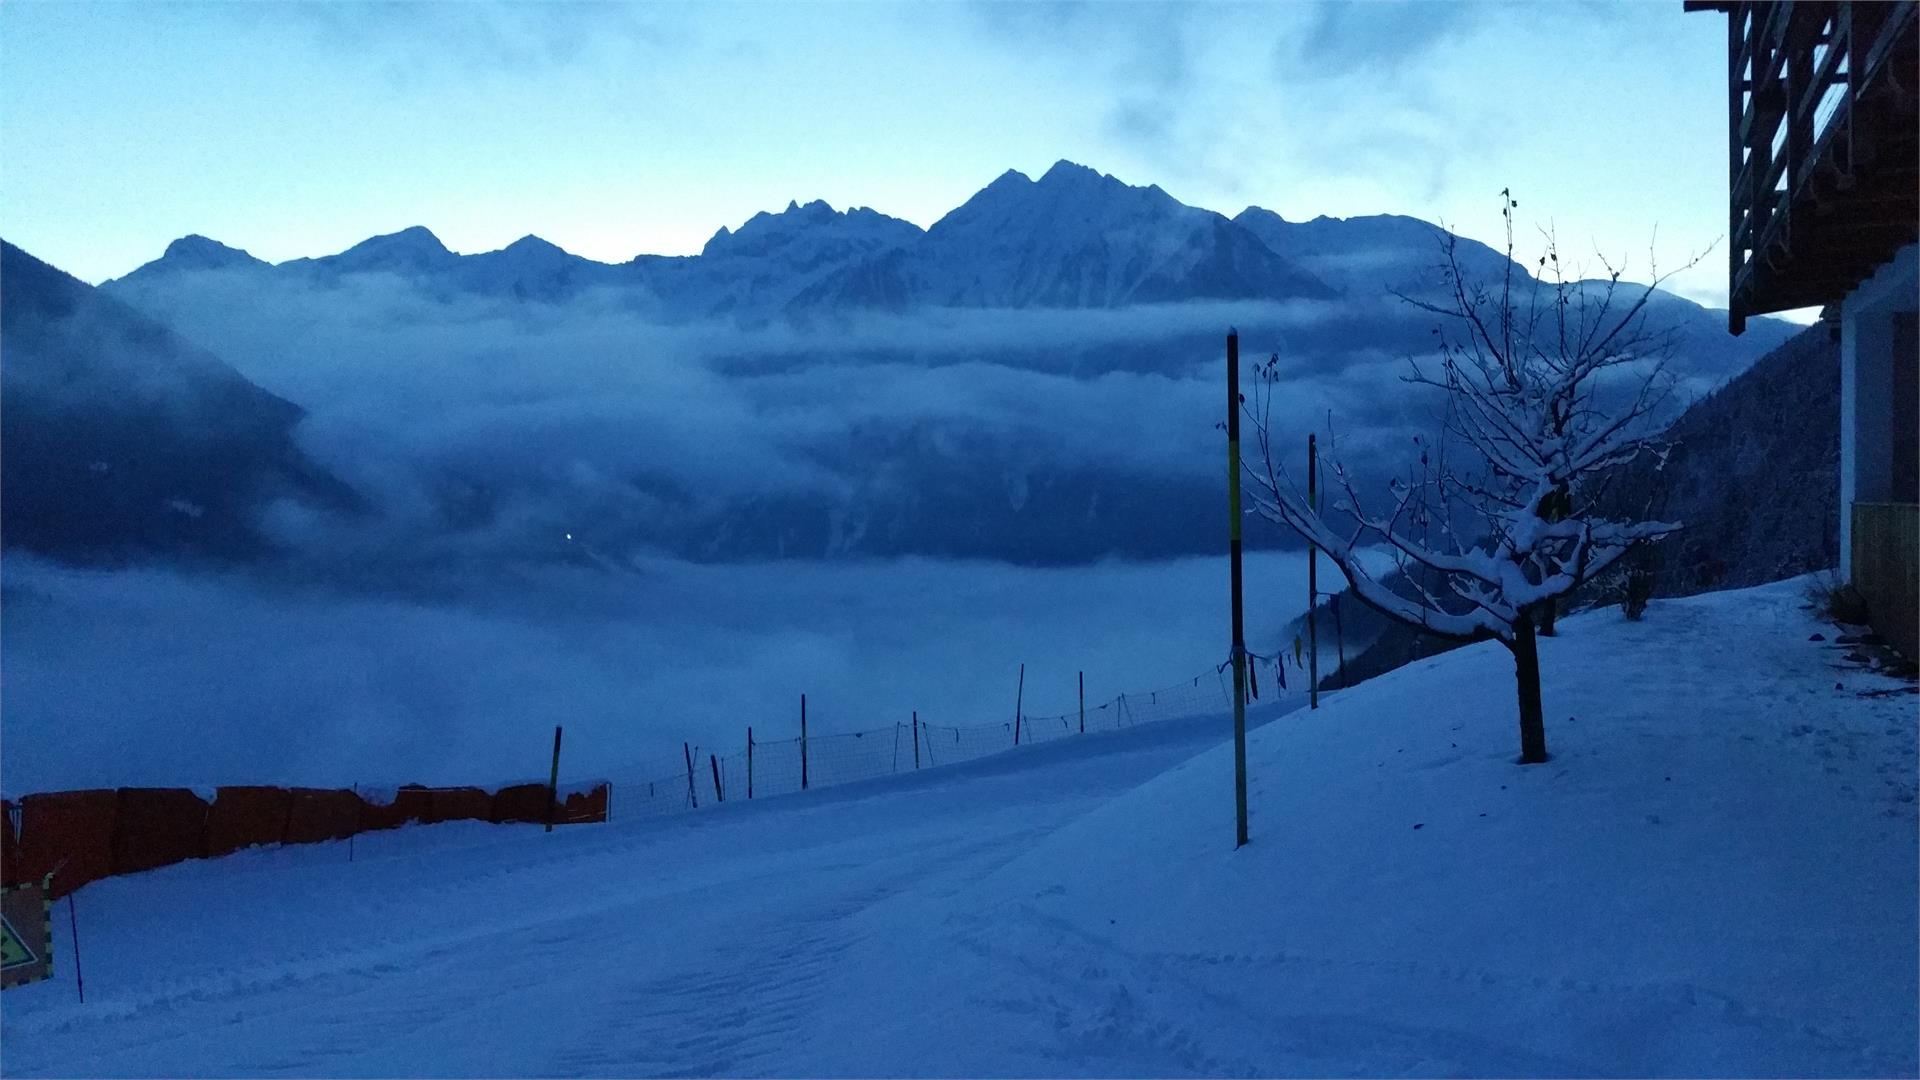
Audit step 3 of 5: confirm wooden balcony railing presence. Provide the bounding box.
[1689,1,1919,332]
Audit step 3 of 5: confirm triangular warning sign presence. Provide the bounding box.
[1,914,38,970]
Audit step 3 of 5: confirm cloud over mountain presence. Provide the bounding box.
[22,161,1794,575]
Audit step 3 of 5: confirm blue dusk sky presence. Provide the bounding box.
[3,1,1748,307]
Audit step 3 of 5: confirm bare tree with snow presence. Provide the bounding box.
[1243,192,1706,764]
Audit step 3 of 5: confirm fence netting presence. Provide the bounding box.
[573,666,1263,821]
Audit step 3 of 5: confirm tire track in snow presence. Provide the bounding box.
[938,901,1909,1077]
[546,826,1057,1077]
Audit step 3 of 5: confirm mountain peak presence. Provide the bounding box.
[111,234,267,283]
[981,168,1033,193]
[502,234,565,256]
[366,225,448,253]
[1234,207,1287,227]
[1038,159,1104,185]
[932,160,1185,237]
[160,234,260,265]
[704,198,921,260]
[322,226,454,274]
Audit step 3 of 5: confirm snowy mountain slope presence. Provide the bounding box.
[1231,204,1797,388]
[702,199,925,262]
[292,224,462,277]
[104,162,1341,317]
[113,233,271,282]
[449,234,627,303]
[120,225,635,305]
[900,161,1335,309]
[3,578,1911,1076]
[647,199,927,317]
[1233,206,1519,299]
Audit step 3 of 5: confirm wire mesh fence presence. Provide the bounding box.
[573,665,1256,822]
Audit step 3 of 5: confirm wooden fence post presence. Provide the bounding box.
[747,726,754,799]
[710,753,724,803]
[800,694,809,791]
[1013,663,1025,746]
[913,711,921,769]
[546,726,564,833]
[1078,671,1085,734]
[683,741,699,809]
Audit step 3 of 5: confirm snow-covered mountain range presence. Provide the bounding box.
[105,161,1451,318]
[8,161,1797,570]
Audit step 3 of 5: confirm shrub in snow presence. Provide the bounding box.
[1244,192,1701,763]
[1806,571,1871,626]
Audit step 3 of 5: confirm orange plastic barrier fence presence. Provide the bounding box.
[0,781,610,895]
[111,788,210,875]
[15,790,118,898]
[558,785,609,824]
[425,787,491,824]
[490,783,551,824]
[0,802,20,886]
[206,786,292,858]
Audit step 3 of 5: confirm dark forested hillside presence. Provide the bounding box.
[1628,322,1841,593]
[1,241,356,564]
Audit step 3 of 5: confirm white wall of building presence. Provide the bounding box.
[1838,243,1918,579]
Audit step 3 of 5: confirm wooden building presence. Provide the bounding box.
[1687,0,1918,657]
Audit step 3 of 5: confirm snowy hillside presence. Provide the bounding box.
[4,578,1912,1077]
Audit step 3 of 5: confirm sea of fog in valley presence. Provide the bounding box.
[1,550,1315,793]
[1,163,1791,795]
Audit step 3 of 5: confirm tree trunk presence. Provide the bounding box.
[1511,611,1549,764]
[1535,483,1570,637]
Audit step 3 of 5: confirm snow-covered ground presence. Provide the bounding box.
[4,578,1913,1077]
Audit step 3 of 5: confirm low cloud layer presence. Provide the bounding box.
[105,269,1441,566]
[1,550,1316,793]
[3,259,1781,793]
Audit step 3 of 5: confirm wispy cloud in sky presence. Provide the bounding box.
[3,1,1739,305]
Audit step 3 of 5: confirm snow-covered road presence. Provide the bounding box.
[0,708,1275,1077]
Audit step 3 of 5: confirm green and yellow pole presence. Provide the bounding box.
[1227,330,1249,849]
[1309,433,1318,710]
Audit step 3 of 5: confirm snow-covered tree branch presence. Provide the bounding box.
[1243,192,1707,763]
